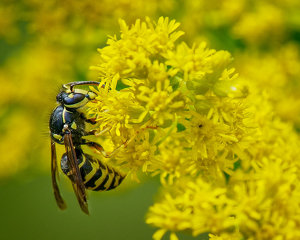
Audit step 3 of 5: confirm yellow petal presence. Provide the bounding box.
[170,232,179,240]
[153,229,167,240]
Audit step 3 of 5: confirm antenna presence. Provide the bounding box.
[62,81,100,92]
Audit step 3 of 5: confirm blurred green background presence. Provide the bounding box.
[1,0,300,239]
[0,176,160,240]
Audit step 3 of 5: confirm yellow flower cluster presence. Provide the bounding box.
[88,17,300,240]
[89,17,250,181]
[147,92,300,240]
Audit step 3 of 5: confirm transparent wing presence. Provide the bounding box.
[51,139,67,210]
[63,129,89,215]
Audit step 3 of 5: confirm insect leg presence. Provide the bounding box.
[83,141,126,158]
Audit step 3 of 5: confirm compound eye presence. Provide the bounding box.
[63,93,86,105]
[56,92,63,103]
[56,92,69,104]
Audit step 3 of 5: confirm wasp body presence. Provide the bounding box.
[49,81,126,214]
[61,147,125,191]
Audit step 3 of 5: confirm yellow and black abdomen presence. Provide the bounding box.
[61,148,126,191]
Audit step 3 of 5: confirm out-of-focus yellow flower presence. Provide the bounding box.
[0,110,35,178]
[237,44,300,128]
[178,0,300,47]
[23,0,176,43]
[232,3,284,45]
[0,43,72,178]
[209,233,242,240]
[0,0,20,42]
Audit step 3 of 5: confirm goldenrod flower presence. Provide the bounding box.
[87,17,300,240]
[146,177,237,240]
[88,17,250,182]
[91,17,184,90]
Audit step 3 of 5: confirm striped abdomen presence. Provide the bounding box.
[61,148,126,191]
